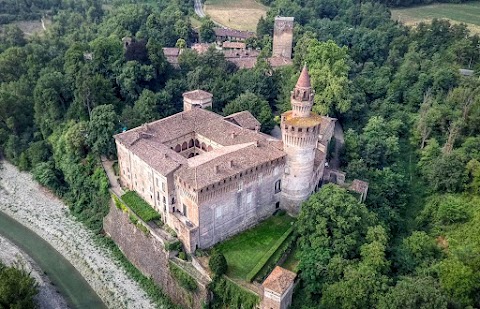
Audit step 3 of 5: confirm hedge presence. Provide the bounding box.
[245,226,294,282]
[121,191,161,222]
[208,277,259,309]
[169,261,197,292]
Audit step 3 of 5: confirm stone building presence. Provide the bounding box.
[262,266,297,309]
[272,16,294,60]
[114,66,336,252]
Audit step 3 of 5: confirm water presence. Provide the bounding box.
[0,211,106,309]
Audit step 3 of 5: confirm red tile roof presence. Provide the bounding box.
[296,65,311,88]
[262,266,296,294]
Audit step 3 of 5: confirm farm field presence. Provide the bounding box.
[204,0,267,31]
[391,1,480,34]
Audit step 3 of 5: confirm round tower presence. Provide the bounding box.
[281,65,322,214]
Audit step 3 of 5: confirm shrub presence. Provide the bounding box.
[178,252,187,260]
[208,277,259,309]
[245,226,293,282]
[169,262,197,292]
[0,262,38,308]
[166,241,182,252]
[209,251,228,277]
[121,191,161,222]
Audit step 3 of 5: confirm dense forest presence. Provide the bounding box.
[0,0,479,308]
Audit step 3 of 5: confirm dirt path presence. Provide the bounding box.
[0,161,156,309]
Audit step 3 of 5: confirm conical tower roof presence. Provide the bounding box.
[296,65,311,88]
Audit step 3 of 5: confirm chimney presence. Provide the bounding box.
[229,160,234,168]
[215,165,220,173]
[230,132,236,139]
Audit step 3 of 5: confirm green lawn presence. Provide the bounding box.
[121,191,161,222]
[391,1,480,33]
[281,245,300,273]
[214,214,295,279]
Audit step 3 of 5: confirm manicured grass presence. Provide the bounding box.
[204,0,267,31]
[121,191,161,222]
[281,245,300,273]
[214,214,295,279]
[391,1,480,34]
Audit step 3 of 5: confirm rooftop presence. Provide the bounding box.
[283,110,322,128]
[115,108,284,188]
[296,65,311,88]
[224,111,260,130]
[183,90,213,101]
[262,266,296,294]
[214,28,255,39]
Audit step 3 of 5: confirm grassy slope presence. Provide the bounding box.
[214,214,295,279]
[204,0,267,31]
[391,1,480,34]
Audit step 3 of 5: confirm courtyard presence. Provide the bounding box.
[213,213,295,280]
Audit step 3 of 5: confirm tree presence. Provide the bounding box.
[394,231,440,274]
[87,104,118,157]
[0,263,38,309]
[122,89,162,128]
[200,18,216,43]
[296,184,376,296]
[300,39,351,115]
[209,251,228,277]
[321,226,390,309]
[378,276,448,309]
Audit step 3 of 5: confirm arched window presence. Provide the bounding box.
[182,142,188,150]
[188,139,194,148]
[201,142,207,151]
[175,144,181,152]
[275,180,281,193]
[207,145,213,152]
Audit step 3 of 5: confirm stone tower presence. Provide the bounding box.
[281,65,322,214]
[272,16,294,59]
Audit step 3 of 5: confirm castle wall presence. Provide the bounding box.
[195,163,284,249]
[116,141,174,223]
[103,204,209,309]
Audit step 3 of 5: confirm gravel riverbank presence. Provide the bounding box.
[0,161,156,309]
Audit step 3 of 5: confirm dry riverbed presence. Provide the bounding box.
[0,161,156,309]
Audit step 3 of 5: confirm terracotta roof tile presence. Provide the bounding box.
[222,41,246,49]
[350,179,369,193]
[224,111,260,130]
[183,90,213,101]
[214,28,255,40]
[262,266,296,294]
[296,65,311,88]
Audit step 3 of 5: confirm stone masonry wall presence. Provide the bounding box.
[104,205,209,309]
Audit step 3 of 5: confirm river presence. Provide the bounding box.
[0,210,106,309]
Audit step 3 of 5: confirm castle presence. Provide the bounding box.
[114,66,337,252]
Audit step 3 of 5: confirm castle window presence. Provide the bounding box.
[183,204,187,217]
[188,139,194,148]
[172,197,175,204]
[182,142,188,150]
[157,192,160,200]
[163,196,166,205]
[175,144,181,152]
[298,128,302,132]
[275,180,281,193]
[162,182,166,192]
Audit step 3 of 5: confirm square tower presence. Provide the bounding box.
[272,16,294,59]
[182,90,213,111]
